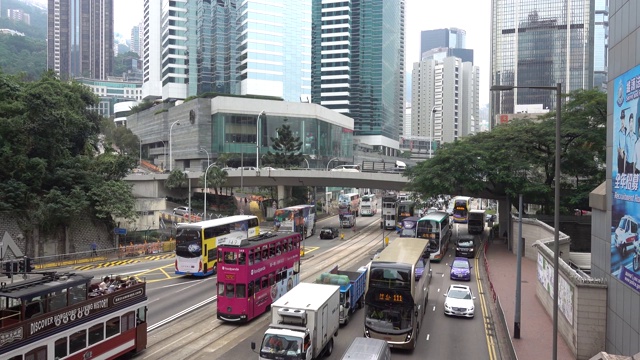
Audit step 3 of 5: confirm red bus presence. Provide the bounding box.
[0,271,147,360]
[216,232,302,322]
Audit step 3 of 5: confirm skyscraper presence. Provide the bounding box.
[141,0,311,102]
[141,0,161,100]
[47,0,114,80]
[490,0,594,125]
[130,23,142,57]
[312,0,405,154]
[420,28,473,63]
[593,0,608,90]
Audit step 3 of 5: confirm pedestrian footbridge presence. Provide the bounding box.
[125,169,409,198]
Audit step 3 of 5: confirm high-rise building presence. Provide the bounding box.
[141,0,311,102]
[490,1,594,126]
[420,28,473,63]
[141,0,161,100]
[47,0,114,80]
[593,0,608,90]
[7,9,31,25]
[411,57,479,149]
[311,0,405,155]
[130,23,142,57]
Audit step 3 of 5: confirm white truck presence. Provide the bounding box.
[252,282,341,360]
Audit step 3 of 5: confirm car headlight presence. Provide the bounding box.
[444,303,451,310]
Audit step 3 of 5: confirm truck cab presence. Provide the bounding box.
[341,214,356,228]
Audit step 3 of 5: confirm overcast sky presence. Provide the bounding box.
[35,0,491,104]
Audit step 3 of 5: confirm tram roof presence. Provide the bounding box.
[217,231,301,248]
[418,211,449,221]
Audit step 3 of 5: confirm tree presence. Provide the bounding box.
[200,167,228,211]
[112,51,140,77]
[261,125,305,168]
[405,88,606,214]
[165,170,188,190]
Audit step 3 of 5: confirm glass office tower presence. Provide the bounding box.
[490,0,594,124]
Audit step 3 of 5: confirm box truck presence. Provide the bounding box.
[315,265,367,325]
[251,283,340,359]
[468,209,486,234]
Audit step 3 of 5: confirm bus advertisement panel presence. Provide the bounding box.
[364,238,430,350]
[175,215,260,276]
[216,232,302,322]
[360,195,378,216]
[273,204,317,238]
[339,192,361,217]
[452,196,472,223]
[416,211,451,262]
[380,193,398,230]
[0,272,148,360]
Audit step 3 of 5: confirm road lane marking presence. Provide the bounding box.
[143,331,195,359]
[426,334,430,341]
[476,256,497,360]
[148,296,217,332]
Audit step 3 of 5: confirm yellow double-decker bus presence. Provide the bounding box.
[174,215,260,276]
[364,238,431,350]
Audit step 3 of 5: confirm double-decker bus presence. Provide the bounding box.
[380,193,398,230]
[416,211,452,262]
[216,232,302,322]
[360,194,378,216]
[0,271,147,360]
[364,238,431,350]
[399,216,420,238]
[175,215,260,276]
[396,200,416,227]
[452,196,472,223]
[273,204,317,238]
[338,192,361,217]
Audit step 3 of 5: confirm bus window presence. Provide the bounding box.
[69,329,87,354]
[276,242,282,255]
[55,337,68,359]
[261,276,268,289]
[294,261,300,274]
[249,218,259,228]
[262,246,268,259]
[269,273,275,286]
[88,323,104,345]
[269,244,275,257]
[239,252,246,265]
[236,284,246,298]
[218,249,223,262]
[224,251,237,264]
[249,250,255,265]
[255,280,261,293]
[106,316,120,338]
[248,281,254,297]
[226,283,234,297]
[218,282,225,296]
[287,239,292,251]
[208,248,216,263]
[255,248,262,263]
[276,271,282,282]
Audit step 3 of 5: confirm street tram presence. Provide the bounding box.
[216,232,302,322]
[0,271,147,360]
[364,238,431,350]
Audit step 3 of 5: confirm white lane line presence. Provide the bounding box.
[432,306,436,312]
[148,296,217,332]
[426,334,430,341]
[143,331,194,359]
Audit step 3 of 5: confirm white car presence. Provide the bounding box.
[331,164,361,172]
[173,206,192,216]
[443,284,475,318]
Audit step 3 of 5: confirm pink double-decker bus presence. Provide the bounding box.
[216,232,302,322]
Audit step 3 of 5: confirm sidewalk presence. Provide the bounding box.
[484,240,574,360]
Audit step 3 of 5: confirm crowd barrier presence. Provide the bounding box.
[119,240,175,258]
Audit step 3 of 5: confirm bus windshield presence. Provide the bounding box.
[365,289,413,332]
[368,266,412,291]
[416,220,439,235]
[175,228,202,258]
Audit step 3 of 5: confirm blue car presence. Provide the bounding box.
[450,257,472,281]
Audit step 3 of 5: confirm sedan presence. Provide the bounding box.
[319,226,340,239]
[450,257,472,281]
[173,206,192,216]
[443,284,476,318]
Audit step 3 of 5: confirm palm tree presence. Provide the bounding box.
[200,167,228,211]
[165,170,188,189]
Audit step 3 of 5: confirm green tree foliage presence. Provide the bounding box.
[100,117,140,157]
[200,167,228,195]
[406,88,606,214]
[0,71,138,249]
[261,125,305,168]
[165,170,188,189]
[0,34,46,80]
[112,51,140,77]
[0,0,47,39]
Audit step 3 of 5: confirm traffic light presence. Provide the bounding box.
[2,261,18,278]
[18,258,25,273]
[25,257,35,272]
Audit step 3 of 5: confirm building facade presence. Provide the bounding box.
[126,97,354,172]
[130,23,142,57]
[490,0,594,126]
[593,0,609,91]
[141,0,311,102]
[411,56,479,152]
[420,28,473,63]
[77,77,142,118]
[311,0,405,155]
[141,0,162,100]
[47,0,114,80]
[6,9,31,25]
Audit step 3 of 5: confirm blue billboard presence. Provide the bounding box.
[612,63,640,293]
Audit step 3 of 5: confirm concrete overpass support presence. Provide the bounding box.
[277,185,290,207]
[498,198,511,248]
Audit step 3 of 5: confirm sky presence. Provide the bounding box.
[53,0,492,105]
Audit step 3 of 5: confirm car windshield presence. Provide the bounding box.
[447,289,472,300]
[321,228,332,232]
[452,260,469,269]
[458,239,474,247]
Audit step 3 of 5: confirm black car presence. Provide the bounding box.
[455,235,477,258]
[319,226,340,239]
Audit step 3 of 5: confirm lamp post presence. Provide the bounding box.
[429,106,437,158]
[491,83,562,359]
[183,171,192,223]
[326,157,339,171]
[139,138,142,166]
[256,110,266,169]
[169,120,181,172]
[199,147,210,169]
[203,162,216,220]
[303,158,310,169]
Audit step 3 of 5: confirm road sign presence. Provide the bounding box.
[114,227,127,235]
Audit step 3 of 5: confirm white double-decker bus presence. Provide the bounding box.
[360,194,378,216]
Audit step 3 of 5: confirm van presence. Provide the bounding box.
[331,164,361,172]
[341,337,390,360]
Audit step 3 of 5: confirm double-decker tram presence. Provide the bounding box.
[396,200,416,227]
[416,211,452,262]
[452,196,472,223]
[380,192,398,230]
[273,204,317,238]
[359,194,378,216]
[216,232,302,322]
[0,271,147,360]
[175,215,260,276]
[364,238,431,350]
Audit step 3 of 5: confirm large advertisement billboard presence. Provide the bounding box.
[612,64,640,293]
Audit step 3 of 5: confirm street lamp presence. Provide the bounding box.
[199,147,210,169]
[169,120,181,172]
[429,106,437,159]
[491,83,562,359]
[303,158,310,169]
[326,157,339,171]
[203,162,216,220]
[256,110,266,169]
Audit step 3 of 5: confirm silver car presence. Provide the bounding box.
[173,206,192,216]
[443,284,476,318]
